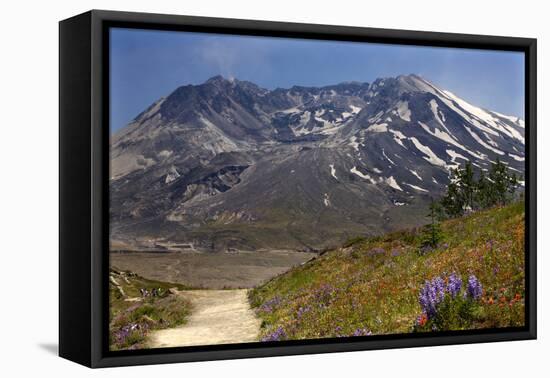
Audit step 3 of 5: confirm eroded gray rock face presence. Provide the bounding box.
[110,74,525,252]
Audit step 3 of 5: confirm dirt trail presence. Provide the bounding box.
[147,289,261,348]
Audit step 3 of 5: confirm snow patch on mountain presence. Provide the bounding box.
[491,111,523,126]
[368,111,384,123]
[389,129,408,148]
[367,123,388,133]
[323,193,331,207]
[291,112,312,136]
[280,106,301,114]
[446,149,469,163]
[382,149,396,165]
[329,164,338,180]
[443,91,498,126]
[429,100,447,128]
[483,133,500,148]
[464,126,505,155]
[443,91,524,144]
[350,166,377,184]
[409,169,422,181]
[418,121,458,147]
[349,135,362,151]
[384,176,403,191]
[509,153,525,162]
[409,137,446,167]
[403,182,429,193]
[396,101,411,122]
[319,123,346,136]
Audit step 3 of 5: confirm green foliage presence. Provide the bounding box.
[419,199,444,251]
[109,270,192,351]
[440,179,464,218]
[414,296,483,332]
[441,159,521,218]
[487,158,520,206]
[475,169,492,209]
[128,304,157,322]
[459,161,476,211]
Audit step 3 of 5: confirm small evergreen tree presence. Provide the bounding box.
[420,198,444,250]
[458,161,476,212]
[441,167,465,218]
[487,158,519,206]
[474,169,491,209]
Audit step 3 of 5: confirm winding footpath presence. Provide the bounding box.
[147,289,261,348]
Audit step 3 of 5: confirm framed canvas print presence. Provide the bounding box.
[59,10,536,368]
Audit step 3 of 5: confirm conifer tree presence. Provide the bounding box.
[488,158,519,206]
[441,167,465,218]
[440,159,520,218]
[458,161,476,212]
[420,198,444,250]
[475,169,491,209]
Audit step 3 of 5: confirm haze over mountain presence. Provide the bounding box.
[110,74,525,252]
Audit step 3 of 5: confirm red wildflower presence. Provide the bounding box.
[418,313,427,326]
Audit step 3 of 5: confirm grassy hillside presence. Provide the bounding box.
[109,268,192,350]
[249,201,525,340]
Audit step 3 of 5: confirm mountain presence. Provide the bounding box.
[110,74,525,252]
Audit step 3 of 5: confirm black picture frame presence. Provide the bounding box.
[59,9,537,368]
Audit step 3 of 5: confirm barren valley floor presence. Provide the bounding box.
[110,250,317,289]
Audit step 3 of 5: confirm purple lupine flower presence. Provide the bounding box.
[466,275,483,300]
[113,326,130,344]
[261,326,286,342]
[446,272,462,298]
[296,305,311,319]
[418,282,433,317]
[419,276,446,319]
[314,284,336,308]
[113,322,148,347]
[259,296,282,313]
[352,328,372,336]
[433,277,445,301]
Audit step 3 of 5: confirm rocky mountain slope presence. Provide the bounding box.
[110,74,525,252]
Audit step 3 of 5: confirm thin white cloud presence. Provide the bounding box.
[194,36,272,79]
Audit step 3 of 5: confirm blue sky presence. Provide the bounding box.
[110,28,525,132]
